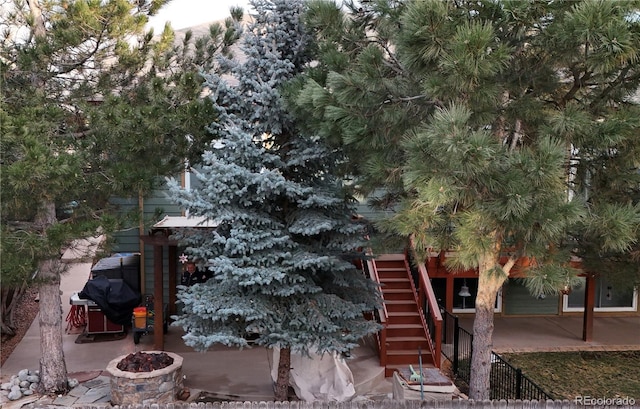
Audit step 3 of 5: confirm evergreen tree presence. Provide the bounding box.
[293,0,640,399]
[167,0,380,401]
[1,0,240,394]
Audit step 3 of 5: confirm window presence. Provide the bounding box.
[453,278,502,313]
[564,277,638,312]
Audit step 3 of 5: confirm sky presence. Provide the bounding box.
[147,0,252,33]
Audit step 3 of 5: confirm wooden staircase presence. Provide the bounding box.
[374,254,435,377]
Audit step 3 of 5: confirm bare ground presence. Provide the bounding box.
[1,287,40,367]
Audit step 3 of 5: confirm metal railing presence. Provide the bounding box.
[440,309,552,400]
[490,353,553,401]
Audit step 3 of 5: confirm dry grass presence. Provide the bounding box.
[501,350,640,400]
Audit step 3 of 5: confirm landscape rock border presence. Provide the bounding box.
[0,369,79,401]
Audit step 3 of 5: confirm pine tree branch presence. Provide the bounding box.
[53,30,107,77]
[560,66,592,108]
[509,119,523,152]
[26,0,46,39]
[589,66,637,109]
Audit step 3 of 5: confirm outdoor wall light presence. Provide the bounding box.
[606,286,613,301]
[458,279,471,308]
[458,281,471,298]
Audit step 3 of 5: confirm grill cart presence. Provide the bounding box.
[132,294,168,344]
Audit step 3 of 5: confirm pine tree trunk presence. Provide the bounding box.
[468,257,506,400]
[34,200,69,395]
[1,285,26,336]
[274,347,291,401]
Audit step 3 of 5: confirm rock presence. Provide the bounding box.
[18,369,30,381]
[2,369,43,402]
[8,391,22,400]
[177,387,190,401]
[68,378,79,388]
[8,385,22,401]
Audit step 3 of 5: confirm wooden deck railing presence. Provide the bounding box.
[365,257,388,367]
[415,258,443,368]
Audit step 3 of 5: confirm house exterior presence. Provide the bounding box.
[424,251,639,318]
[105,172,638,352]
[110,181,639,319]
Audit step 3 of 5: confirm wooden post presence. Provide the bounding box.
[168,245,177,317]
[138,192,146,295]
[154,245,164,350]
[446,275,454,312]
[582,273,596,342]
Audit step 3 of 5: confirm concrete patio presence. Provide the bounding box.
[1,238,638,404]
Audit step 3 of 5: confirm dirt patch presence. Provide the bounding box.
[1,287,40,367]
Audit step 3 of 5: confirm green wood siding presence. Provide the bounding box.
[503,280,559,315]
[109,179,186,303]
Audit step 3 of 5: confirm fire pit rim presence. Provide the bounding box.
[106,350,183,380]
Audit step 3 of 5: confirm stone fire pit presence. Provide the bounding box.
[106,351,183,406]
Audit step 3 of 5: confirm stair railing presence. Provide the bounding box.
[365,257,389,367]
[400,253,440,368]
[415,259,443,368]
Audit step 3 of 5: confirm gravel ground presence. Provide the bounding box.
[0,287,40,367]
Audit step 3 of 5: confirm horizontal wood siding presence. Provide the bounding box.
[109,180,186,303]
[141,187,184,303]
[503,280,559,315]
[111,197,141,255]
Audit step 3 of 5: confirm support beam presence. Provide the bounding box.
[154,245,164,350]
[582,273,596,342]
[168,245,177,317]
[446,275,454,312]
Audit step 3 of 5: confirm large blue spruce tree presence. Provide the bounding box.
[167,0,381,400]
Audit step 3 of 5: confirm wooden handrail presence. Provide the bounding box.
[416,260,443,368]
[365,256,388,367]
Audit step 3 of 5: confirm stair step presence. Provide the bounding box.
[386,336,430,350]
[380,277,410,281]
[383,288,414,294]
[375,254,406,261]
[382,289,415,300]
[376,263,406,268]
[374,261,406,269]
[385,363,436,378]
[378,272,410,280]
[387,312,422,324]
[384,300,420,313]
[386,349,434,365]
[387,349,433,356]
[380,282,412,290]
[387,323,426,337]
[387,335,429,342]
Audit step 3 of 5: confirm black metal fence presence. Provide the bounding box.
[489,352,553,401]
[440,309,552,401]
